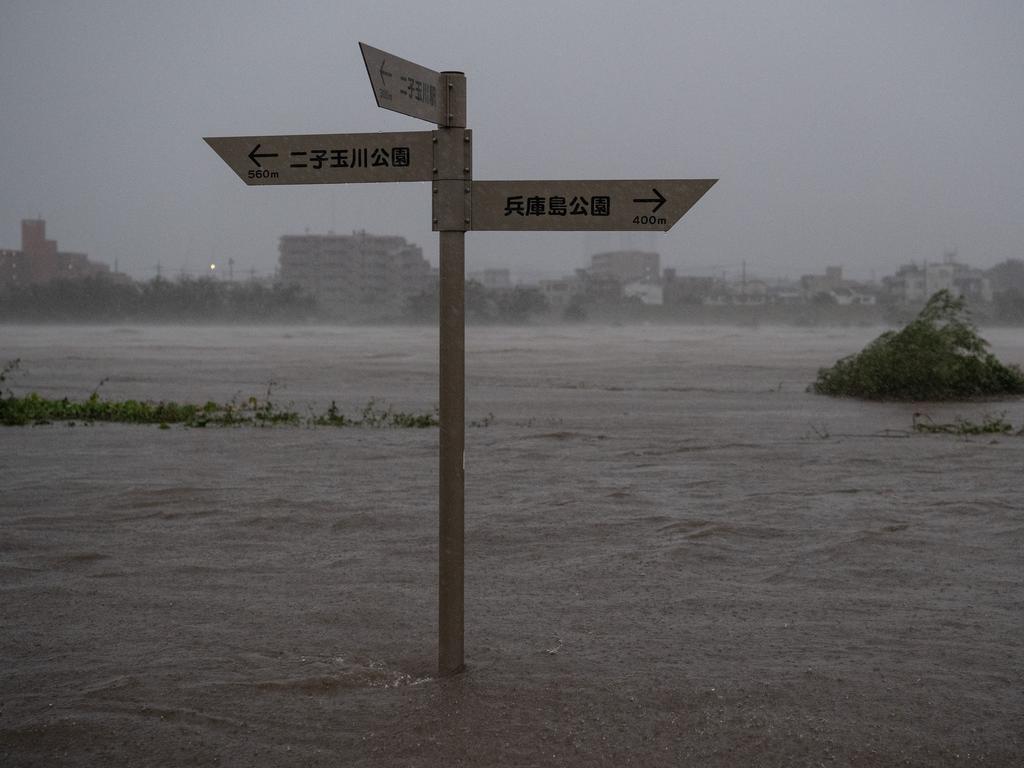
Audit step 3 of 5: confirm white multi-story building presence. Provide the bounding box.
[888,258,992,305]
[279,230,431,319]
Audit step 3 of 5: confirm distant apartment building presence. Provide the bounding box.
[662,269,720,305]
[800,266,845,299]
[588,250,660,284]
[887,257,992,304]
[574,267,623,303]
[278,230,431,319]
[0,219,109,287]
[800,265,876,305]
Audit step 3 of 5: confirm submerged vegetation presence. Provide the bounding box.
[911,412,1017,436]
[0,361,439,428]
[811,291,1024,400]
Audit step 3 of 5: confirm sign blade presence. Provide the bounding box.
[471,180,716,231]
[359,42,442,124]
[203,131,435,185]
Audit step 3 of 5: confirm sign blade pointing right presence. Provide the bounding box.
[359,42,442,124]
[471,179,716,231]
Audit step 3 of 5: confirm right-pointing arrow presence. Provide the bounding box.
[633,187,667,213]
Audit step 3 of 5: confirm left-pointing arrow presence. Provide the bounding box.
[359,42,443,124]
[247,144,279,168]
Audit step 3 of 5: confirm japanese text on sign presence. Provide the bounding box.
[503,195,611,217]
[288,146,411,170]
[400,76,437,108]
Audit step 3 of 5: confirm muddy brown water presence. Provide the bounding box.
[2,324,1022,766]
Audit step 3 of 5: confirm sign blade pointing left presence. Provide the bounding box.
[359,42,443,124]
[204,131,436,185]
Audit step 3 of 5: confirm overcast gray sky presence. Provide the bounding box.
[2,0,1022,283]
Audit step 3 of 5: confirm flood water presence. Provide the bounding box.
[2,324,1022,766]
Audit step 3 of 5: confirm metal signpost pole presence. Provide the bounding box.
[435,71,468,676]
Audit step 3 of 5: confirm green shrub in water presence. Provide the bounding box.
[811,290,1024,400]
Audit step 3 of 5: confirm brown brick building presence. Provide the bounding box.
[0,219,109,287]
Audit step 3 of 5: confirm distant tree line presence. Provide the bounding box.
[404,281,549,323]
[4,259,1023,326]
[0,276,317,322]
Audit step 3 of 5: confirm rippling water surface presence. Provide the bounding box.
[2,324,1022,766]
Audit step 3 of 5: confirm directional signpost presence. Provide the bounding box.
[205,131,435,185]
[470,180,716,231]
[205,43,716,678]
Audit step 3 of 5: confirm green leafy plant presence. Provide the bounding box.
[0,364,442,429]
[810,290,1024,400]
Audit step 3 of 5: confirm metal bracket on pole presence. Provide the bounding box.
[432,129,472,231]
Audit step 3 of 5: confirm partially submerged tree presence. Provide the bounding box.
[811,290,1024,400]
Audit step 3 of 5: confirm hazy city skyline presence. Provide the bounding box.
[2,1,1022,283]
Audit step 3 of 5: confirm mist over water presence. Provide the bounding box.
[2,324,1022,765]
